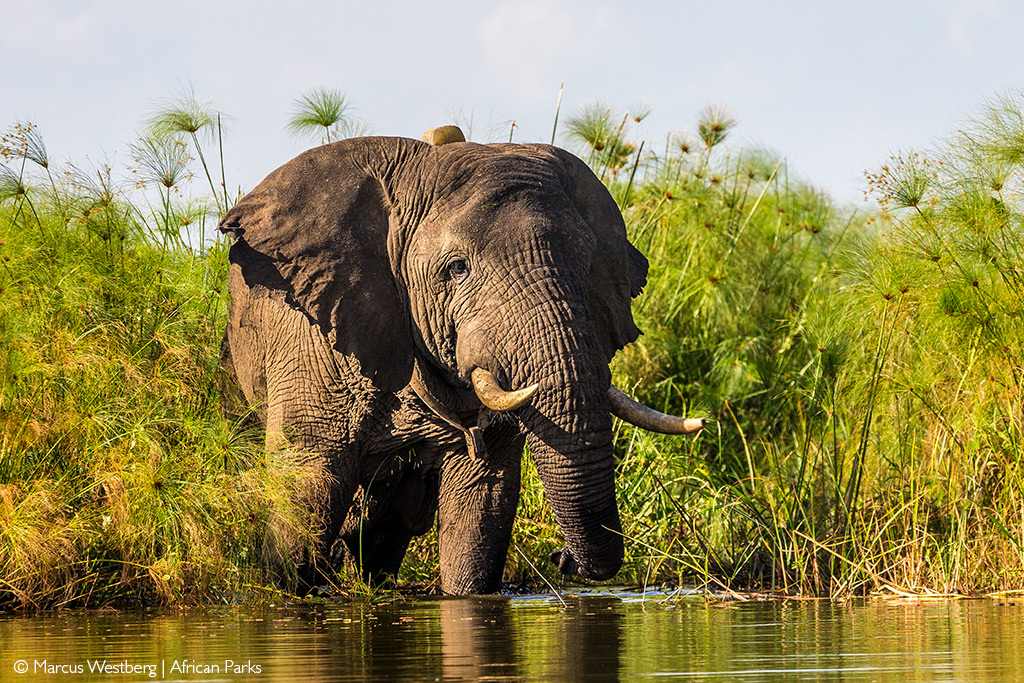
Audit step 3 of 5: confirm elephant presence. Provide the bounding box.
[218,125,703,595]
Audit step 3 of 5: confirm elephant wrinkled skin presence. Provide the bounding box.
[219,130,701,594]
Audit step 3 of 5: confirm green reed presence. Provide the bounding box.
[3,90,1023,606]
[525,94,1024,597]
[147,86,230,216]
[287,88,371,146]
[0,123,324,609]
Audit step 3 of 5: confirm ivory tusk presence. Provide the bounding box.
[471,368,539,412]
[607,386,705,435]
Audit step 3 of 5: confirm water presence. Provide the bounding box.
[2,590,1023,681]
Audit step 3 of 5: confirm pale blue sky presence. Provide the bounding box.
[2,0,1020,204]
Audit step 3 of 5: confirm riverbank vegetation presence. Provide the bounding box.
[1,90,1021,607]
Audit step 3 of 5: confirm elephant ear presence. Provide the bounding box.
[218,138,416,394]
[555,148,649,359]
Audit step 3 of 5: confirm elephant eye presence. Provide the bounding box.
[446,257,470,282]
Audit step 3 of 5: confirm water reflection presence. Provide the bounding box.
[554,595,624,681]
[2,592,1024,681]
[440,597,519,680]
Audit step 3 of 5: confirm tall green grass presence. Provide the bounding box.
[504,96,1023,597]
[2,90,1022,606]
[0,118,327,608]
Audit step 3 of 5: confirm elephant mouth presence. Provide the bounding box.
[469,366,704,435]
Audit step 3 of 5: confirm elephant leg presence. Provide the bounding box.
[294,469,357,591]
[347,515,413,585]
[437,424,525,594]
[342,463,440,584]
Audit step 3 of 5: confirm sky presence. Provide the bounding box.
[2,0,1022,206]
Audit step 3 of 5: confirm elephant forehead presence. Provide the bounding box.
[421,153,576,225]
[424,144,569,202]
[398,143,605,264]
[421,183,589,250]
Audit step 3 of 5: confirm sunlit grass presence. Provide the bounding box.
[0,123,320,608]
[3,89,1024,606]
[146,85,230,215]
[581,92,1024,597]
[287,87,371,146]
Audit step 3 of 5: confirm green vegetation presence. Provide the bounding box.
[514,95,1023,597]
[0,113,326,608]
[2,90,1023,608]
[286,87,372,145]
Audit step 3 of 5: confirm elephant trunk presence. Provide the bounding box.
[522,394,624,581]
[457,275,625,582]
[510,311,623,582]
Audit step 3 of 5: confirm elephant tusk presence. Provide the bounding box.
[607,386,705,435]
[471,368,539,412]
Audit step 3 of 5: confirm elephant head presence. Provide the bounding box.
[219,130,701,592]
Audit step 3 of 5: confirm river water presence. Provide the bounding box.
[2,590,1022,681]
